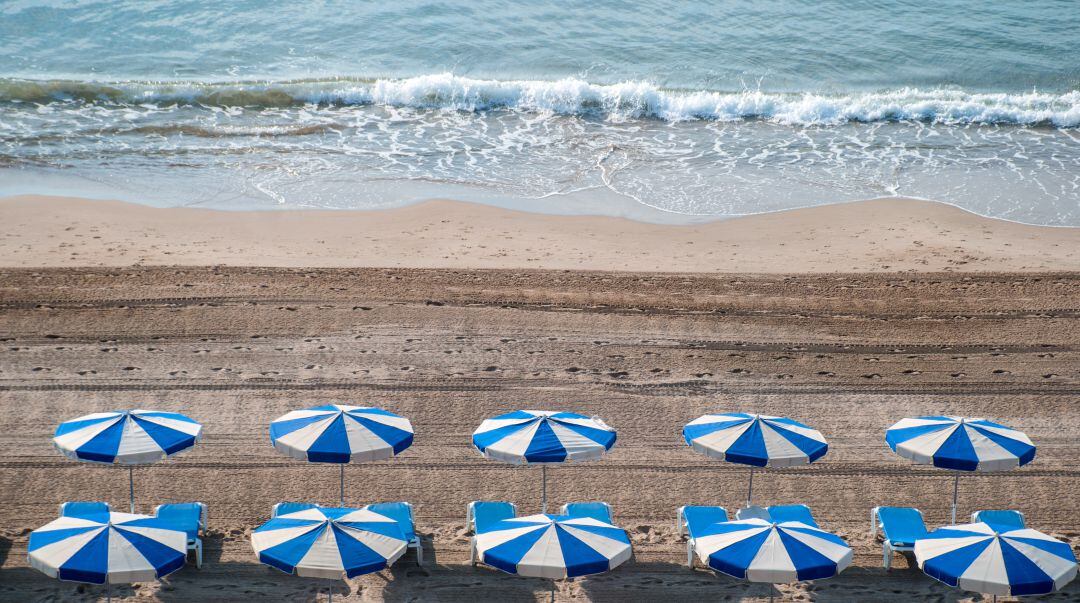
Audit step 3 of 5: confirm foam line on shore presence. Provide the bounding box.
[3,75,1079,127]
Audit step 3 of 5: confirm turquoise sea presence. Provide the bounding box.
[2,1,1079,224]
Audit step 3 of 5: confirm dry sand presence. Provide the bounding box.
[2,195,1079,272]
[0,196,1078,602]
[0,267,1078,602]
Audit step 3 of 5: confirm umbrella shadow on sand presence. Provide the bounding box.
[377,543,587,603]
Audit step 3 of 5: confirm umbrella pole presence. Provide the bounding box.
[106,579,111,603]
[746,467,754,508]
[951,474,959,524]
[340,464,345,507]
[129,466,135,514]
[541,465,547,514]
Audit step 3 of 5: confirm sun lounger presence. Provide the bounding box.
[271,502,320,517]
[871,506,928,570]
[367,502,422,566]
[155,502,207,568]
[971,509,1025,529]
[59,501,110,518]
[560,502,613,523]
[735,505,771,521]
[466,501,517,535]
[467,501,517,566]
[676,505,729,568]
[768,504,818,527]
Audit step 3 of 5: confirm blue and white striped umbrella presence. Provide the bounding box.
[29,512,187,585]
[683,413,828,506]
[474,514,632,579]
[472,410,616,464]
[270,405,414,463]
[885,416,1036,472]
[693,518,853,583]
[270,405,414,505]
[53,409,203,513]
[886,416,1036,522]
[915,522,1078,597]
[53,409,203,465]
[252,507,408,579]
[472,410,616,513]
[683,413,828,468]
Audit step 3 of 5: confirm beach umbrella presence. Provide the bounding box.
[915,522,1077,600]
[29,511,187,601]
[885,416,1036,522]
[474,514,632,579]
[693,518,852,599]
[53,409,203,512]
[269,405,414,506]
[252,506,408,601]
[472,410,616,513]
[682,413,828,507]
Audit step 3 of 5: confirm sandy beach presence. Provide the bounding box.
[0,195,1077,601]
[3,195,1079,272]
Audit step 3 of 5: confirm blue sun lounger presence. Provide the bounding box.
[871,506,929,570]
[467,501,517,565]
[676,505,729,568]
[155,502,207,568]
[466,501,517,534]
[971,509,1025,529]
[367,502,423,566]
[59,501,111,518]
[560,502,613,523]
[768,504,818,527]
[271,501,320,517]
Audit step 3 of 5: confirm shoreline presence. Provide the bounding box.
[2,194,1078,272]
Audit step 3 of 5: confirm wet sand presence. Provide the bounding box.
[0,267,1077,602]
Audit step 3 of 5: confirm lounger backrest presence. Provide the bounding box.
[367,502,416,541]
[768,504,818,527]
[683,506,729,538]
[60,501,110,518]
[973,509,1025,529]
[562,502,613,524]
[272,502,319,517]
[877,507,928,546]
[736,506,771,521]
[155,503,205,540]
[473,501,517,534]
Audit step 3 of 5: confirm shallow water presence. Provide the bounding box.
[2,1,1079,224]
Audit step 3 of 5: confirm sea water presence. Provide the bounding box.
[1,1,1078,224]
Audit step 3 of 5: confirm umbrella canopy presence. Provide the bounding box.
[269,405,414,506]
[29,512,187,584]
[693,518,853,583]
[885,416,1036,472]
[472,410,616,513]
[252,507,408,579]
[472,410,616,464]
[682,413,828,506]
[683,413,828,467]
[53,409,203,512]
[53,409,203,465]
[885,416,1036,522]
[915,522,1078,597]
[269,405,413,463]
[474,514,632,579]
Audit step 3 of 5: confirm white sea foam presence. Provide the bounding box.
[3,74,1079,127]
